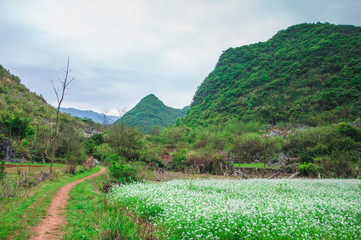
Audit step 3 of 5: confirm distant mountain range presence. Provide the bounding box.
[60,107,119,125]
[115,94,189,133]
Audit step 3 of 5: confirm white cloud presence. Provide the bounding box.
[1,0,361,113]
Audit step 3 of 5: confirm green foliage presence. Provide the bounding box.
[0,166,100,239]
[172,149,188,170]
[64,173,154,240]
[0,159,5,182]
[85,133,104,155]
[105,124,144,161]
[231,133,282,163]
[116,94,188,133]
[337,122,361,141]
[0,110,35,139]
[299,162,323,177]
[110,160,143,184]
[94,143,115,164]
[0,64,102,163]
[283,123,361,177]
[182,23,361,126]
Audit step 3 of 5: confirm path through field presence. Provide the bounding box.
[29,166,107,240]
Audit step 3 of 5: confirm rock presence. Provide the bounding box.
[267,158,276,166]
[232,169,244,177]
[254,160,261,164]
[227,154,234,167]
[278,153,289,167]
[0,140,16,162]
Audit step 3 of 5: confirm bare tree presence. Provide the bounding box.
[117,106,128,118]
[49,57,74,174]
[99,107,111,127]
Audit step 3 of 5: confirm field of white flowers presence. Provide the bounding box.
[110,179,361,239]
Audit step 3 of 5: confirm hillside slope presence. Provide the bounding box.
[0,65,100,161]
[182,23,361,126]
[115,94,188,133]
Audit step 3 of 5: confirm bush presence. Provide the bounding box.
[105,124,144,161]
[0,110,35,139]
[85,133,104,155]
[186,150,228,174]
[139,144,165,168]
[94,143,115,164]
[172,149,187,170]
[283,125,337,156]
[231,133,282,163]
[110,160,143,184]
[337,122,361,142]
[299,162,323,177]
[0,160,5,182]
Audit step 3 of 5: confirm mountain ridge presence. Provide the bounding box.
[60,107,119,125]
[182,22,361,126]
[115,94,188,133]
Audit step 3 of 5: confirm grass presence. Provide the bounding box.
[63,168,158,240]
[0,164,100,239]
[111,179,361,239]
[233,163,280,169]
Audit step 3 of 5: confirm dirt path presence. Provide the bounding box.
[29,166,107,240]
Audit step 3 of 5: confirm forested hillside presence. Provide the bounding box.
[182,23,361,126]
[0,65,100,162]
[116,94,188,133]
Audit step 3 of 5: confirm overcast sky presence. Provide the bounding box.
[1,0,361,115]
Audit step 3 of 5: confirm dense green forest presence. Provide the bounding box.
[116,94,188,133]
[182,23,361,127]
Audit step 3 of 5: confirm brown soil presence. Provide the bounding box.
[29,166,107,240]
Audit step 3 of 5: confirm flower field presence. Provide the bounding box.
[110,179,361,239]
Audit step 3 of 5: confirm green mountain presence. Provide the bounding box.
[115,94,188,133]
[182,23,361,127]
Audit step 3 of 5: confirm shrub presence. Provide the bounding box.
[105,124,144,161]
[0,160,5,182]
[110,160,143,184]
[172,149,188,170]
[94,143,115,164]
[139,144,164,168]
[299,162,323,177]
[186,150,228,174]
[231,133,281,163]
[0,111,35,139]
[283,125,337,156]
[337,122,361,142]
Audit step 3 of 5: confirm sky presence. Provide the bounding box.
[0,0,361,116]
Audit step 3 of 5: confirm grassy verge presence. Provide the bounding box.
[233,163,280,169]
[0,165,100,239]
[63,170,158,240]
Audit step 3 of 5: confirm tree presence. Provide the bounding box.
[49,57,74,174]
[99,107,111,127]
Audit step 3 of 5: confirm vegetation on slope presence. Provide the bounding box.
[0,64,101,163]
[182,23,361,127]
[116,94,188,133]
